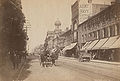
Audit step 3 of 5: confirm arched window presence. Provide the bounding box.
[74,23,77,30]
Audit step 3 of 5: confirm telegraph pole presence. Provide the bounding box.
[24,19,31,53]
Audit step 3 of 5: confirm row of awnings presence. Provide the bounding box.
[80,36,120,51]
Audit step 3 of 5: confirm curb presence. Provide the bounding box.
[91,60,120,65]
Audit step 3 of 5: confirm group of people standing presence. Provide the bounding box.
[39,48,59,67]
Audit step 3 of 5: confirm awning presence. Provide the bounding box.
[87,40,99,50]
[92,38,108,50]
[80,41,92,51]
[62,43,77,52]
[109,36,120,49]
[101,36,119,49]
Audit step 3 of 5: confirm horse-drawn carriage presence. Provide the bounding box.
[39,48,59,67]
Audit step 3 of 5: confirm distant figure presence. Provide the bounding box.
[40,54,46,67]
[38,54,41,65]
[10,51,16,69]
[51,52,56,66]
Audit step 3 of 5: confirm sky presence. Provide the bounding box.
[21,0,76,52]
[21,0,114,52]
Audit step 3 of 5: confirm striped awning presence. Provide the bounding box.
[101,36,119,49]
[92,38,108,50]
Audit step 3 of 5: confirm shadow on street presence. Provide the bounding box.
[16,56,34,81]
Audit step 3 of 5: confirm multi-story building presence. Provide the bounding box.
[71,0,114,43]
[71,0,115,58]
[71,1,79,43]
[60,27,78,57]
[78,0,114,24]
[45,19,64,50]
[60,28,72,47]
[78,3,120,61]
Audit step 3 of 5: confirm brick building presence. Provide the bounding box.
[71,0,113,58]
[78,3,120,61]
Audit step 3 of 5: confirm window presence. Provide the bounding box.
[74,23,77,30]
[82,35,84,41]
[93,32,96,38]
[108,27,110,37]
[85,34,87,39]
[74,32,77,41]
[116,23,120,35]
[104,27,108,38]
[84,26,87,31]
[100,29,105,38]
[88,33,92,37]
[115,24,118,35]
[97,30,100,39]
[110,25,115,37]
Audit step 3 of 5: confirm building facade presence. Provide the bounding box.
[71,0,113,44]
[78,3,120,61]
[71,1,79,43]
[78,0,114,24]
[60,29,72,47]
[45,19,64,50]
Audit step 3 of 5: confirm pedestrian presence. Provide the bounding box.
[38,54,41,65]
[40,53,46,67]
[10,51,16,69]
[50,52,56,66]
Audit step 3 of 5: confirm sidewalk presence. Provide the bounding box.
[91,60,120,65]
[60,56,120,65]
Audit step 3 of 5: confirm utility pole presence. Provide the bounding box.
[24,19,31,53]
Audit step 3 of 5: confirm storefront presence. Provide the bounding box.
[62,43,77,57]
[80,36,120,62]
[92,36,120,61]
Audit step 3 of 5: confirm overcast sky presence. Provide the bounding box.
[21,0,114,52]
[21,0,76,52]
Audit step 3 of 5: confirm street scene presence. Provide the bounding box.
[0,0,120,81]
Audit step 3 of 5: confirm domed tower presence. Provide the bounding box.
[54,19,61,34]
